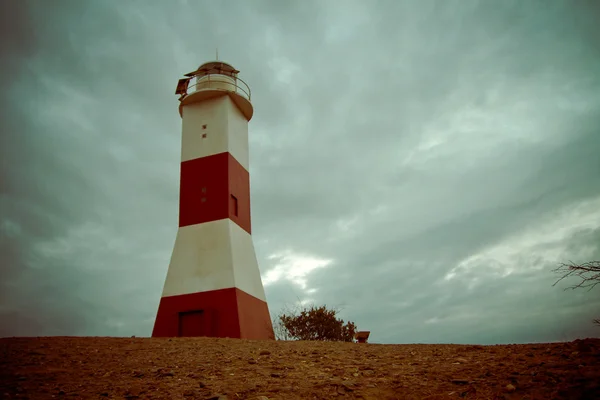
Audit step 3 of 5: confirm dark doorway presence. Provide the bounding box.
[178,310,208,337]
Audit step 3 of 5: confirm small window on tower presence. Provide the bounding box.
[230,195,238,217]
[202,124,207,129]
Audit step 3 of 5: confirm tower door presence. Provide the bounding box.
[178,310,209,337]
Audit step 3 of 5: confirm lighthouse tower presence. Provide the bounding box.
[152,61,274,340]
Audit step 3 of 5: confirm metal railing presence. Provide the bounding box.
[184,73,251,101]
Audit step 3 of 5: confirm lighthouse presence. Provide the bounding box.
[152,61,274,340]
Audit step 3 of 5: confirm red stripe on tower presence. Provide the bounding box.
[152,288,272,338]
[179,152,251,234]
[152,61,274,340]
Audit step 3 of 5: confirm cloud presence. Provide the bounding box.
[262,250,333,290]
[446,195,600,281]
[1,0,599,343]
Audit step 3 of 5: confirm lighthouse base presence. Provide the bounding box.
[152,287,274,340]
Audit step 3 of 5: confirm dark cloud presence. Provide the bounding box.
[1,0,599,343]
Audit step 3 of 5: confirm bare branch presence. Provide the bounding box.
[552,261,600,292]
[552,260,600,327]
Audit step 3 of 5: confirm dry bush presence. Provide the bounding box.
[274,304,357,342]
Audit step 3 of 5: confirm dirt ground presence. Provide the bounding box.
[1,337,599,400]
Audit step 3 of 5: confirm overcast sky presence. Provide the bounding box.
[1,0,599,344]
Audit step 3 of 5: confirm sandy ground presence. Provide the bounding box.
[1,337,599,399]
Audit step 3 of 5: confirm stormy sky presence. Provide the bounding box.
[2,0,600,344]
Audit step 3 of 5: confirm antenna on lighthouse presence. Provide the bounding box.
[216,48,219,61]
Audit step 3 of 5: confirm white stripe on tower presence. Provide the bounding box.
[161,219,267,302]
[181,95,250,170]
